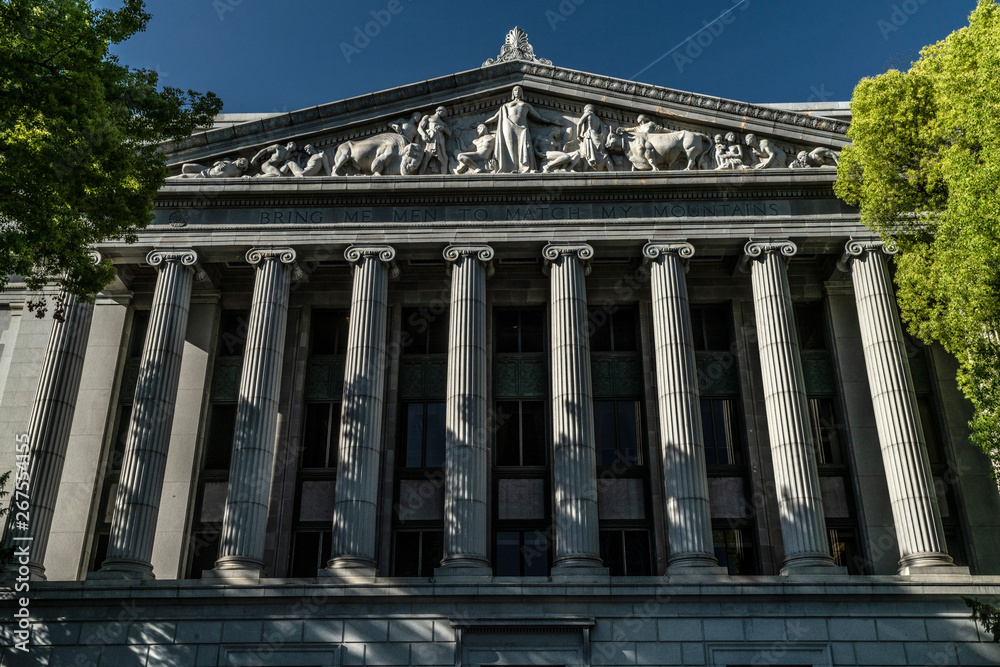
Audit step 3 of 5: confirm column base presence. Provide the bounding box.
[550,558,609,580]
[434,560,493,580]
[319,556,378,581]
[899,564,970,576]
[88,562,155,581]
[780,565,848,576]
[667,564,730,576]
[202,568,263,581]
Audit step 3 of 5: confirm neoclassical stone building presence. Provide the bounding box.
[2,28,1000,667]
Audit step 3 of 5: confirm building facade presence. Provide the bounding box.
[2,30,1000,667]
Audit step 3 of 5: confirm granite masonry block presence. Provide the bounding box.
[126,621,176,645]
[195,645,220,666]
[221,620,263,644]
[79,620,129,646]
[785,617,828,641]
[875,617,928,642]
[304,619,344,643]
[432,621,455,642]
[97,645,147,667]
[681,642,704,666]
[828,618,877,641]
[262,619,304,645]
[636,640,682,666]
[49,645,100,667]
[703,618,744,641]
[364,641,412,666]
[34,622,81,646]
[955,641,1000,666]
[854,641,906,666]
[591,618,613,642]
[905,641,958,666]
[388,619,434,642]
[147,643,197,664]
[343,643,366,666]
[926,617,980,642]
[612,617,657,641]
[591,641,637,665]
[744,617,786,642]
[658,618,703,641]
[829,641,855,665]
[175,620,223,644]
[409,642,453,666]
[3,647,51,667]
[344,619,389,643]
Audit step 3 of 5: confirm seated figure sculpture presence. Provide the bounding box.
[171,157,249,179]
[454,124,496,174]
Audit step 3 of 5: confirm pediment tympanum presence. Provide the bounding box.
[165,28,848,181]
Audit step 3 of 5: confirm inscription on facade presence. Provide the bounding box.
[160,201,797,226]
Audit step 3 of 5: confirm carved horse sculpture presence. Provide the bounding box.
[333,132,424,176]
[606,128,713,171]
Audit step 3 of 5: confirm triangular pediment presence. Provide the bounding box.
[165,55,848,179]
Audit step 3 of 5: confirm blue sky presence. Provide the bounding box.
[102,0,980,113]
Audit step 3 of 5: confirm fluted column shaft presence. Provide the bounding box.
[327,245,395,572]
[100,249,199,578]
[744,240,836,572]
[544,243,603,570]
[439,245,493,572]
[6,287,96,579]
[215,248,297,574]
[644,242,718,570]
[843,240,952,571]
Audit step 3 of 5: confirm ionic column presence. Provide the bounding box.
[544,242,604,573]
[325,245,396,575]
[5,252,100,580]
[213,248,298,577]
[840,239,954,573]
[742,240,838,573]
[437,245,494,576]
[98,248,202,579]
[643,242,721,572]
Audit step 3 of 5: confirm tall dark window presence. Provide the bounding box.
[493,307,551,576]
[692,303,758,575]
[185,309,248,578]
[288,308,349,576]
[591,306,652,576]
[392,308,448,576]
[89,310,148,572]
[795,301,863,573]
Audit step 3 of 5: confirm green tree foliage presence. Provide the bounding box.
[835,0,1000,467]
[0,0,222,308]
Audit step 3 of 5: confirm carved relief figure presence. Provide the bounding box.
[454,124,496,174]
[390,112,423,143]
[171,157,249,179]
[714,132,746,170]
[606,125,713,171]
[575,104,609,171]
[333,132,424,176]
[744,133,786,169]
[789,147,840,168]
[534,127,583,173]
[251,141,297,177]
[280,144,332,177]
[418,106,453,175]
[483,86,557,173]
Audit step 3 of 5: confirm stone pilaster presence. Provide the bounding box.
[212,248,298,578]
[643,242,722,572]
[325,245,396,576]
[5,252,100,579]
[840,238,956,574]
[437,245,494,576]
[97,249,201,579]
[742,240,838,573]
[543,242,605,574]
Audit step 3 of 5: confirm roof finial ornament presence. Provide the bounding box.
[482,26,552,67]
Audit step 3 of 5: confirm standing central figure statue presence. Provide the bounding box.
[483,86,556,173]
